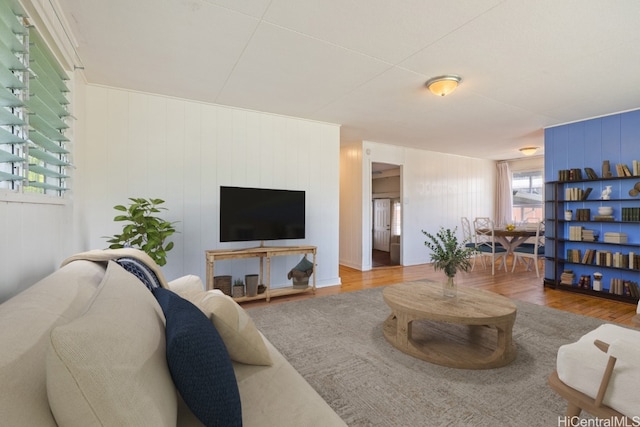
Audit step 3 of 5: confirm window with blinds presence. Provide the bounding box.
[0,0,70,197]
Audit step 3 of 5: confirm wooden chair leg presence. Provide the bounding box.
[566,402,582,417]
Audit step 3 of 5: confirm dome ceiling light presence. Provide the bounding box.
[519,147,539,156]
[425,75,462,97]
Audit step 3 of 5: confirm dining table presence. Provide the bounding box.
[475,227,539,254]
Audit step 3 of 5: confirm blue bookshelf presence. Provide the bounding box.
[544,110,640,303]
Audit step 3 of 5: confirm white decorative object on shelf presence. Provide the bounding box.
[601,185,612,200]
[597,206,613,216]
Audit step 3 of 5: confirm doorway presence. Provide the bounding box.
[371,162,401,267]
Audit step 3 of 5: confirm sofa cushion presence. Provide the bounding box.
[168,274,205,294]
[153,287,242,427]
[233,338,348,427]
[182,289,272,366]
[46,261,177,427]
[0,260,106,427]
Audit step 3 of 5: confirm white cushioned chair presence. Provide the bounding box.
[549,323,640,424]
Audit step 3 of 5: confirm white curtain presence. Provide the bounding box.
[495,162,513,226]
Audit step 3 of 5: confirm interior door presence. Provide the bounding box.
[373,199,391,251]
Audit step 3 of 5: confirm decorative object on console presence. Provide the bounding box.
[232,279,245,298]
[214,275,232,296]
[245,274,259,297]
[422,226,476,297]
[105,198,178,266]
[288,256,314,289]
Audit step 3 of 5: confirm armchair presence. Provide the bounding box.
[548,324,640,423]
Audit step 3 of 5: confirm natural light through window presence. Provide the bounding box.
[512,170,543,223]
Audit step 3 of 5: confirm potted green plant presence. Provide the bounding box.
[422,226,476,297]
[105,198,177,266]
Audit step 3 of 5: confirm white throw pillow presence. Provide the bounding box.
[183,290,272,366]
[46,261,177,427]
[168,274,205,294]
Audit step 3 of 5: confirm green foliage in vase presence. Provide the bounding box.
[105,198,178,266]
[422,227,476,278]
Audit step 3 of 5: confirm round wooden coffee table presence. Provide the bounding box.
[382,281,517,369]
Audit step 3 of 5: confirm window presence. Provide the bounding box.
[512,170,543,223]
[391,199,401,236]
[0,0,70,197]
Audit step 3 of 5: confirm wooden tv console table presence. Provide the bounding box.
[205,245,317,303]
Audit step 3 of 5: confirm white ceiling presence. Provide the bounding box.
[55,0,640,160]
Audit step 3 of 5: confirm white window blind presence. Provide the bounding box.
[0,0,70,197]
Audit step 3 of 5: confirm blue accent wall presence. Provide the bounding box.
[544,109,640,297]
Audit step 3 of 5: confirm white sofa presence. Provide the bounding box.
[0,249,346,427]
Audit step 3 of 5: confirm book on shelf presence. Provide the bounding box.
[621,207,640,222]
[564,187,584,200]
[633,160,639,176]
[581,249,595,264]
[569,225,583,241]
[560,270,575,285]
[609,278,639,297]
[581,229,596,241]
[581,188,593,200]
[584,167,598,179]
[594,215,614,221]
[595,250,612,266]
[575,208,591,221]
[630,252,640,270]
[566,249,582,263]
[578,275,591,289]
[627,281,640,298]
[558,169,584,181]
[615,163,632,177]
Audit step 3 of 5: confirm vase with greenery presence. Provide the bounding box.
[105,198,177,266]
[422,226,476,297]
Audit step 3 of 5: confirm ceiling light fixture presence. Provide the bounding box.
[425,75,462,97]
[519,147,539,156]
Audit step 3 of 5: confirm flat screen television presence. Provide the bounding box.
[219,186,306,242]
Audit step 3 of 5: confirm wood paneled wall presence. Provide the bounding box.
[339,140,495,270]
[75,85,341,288]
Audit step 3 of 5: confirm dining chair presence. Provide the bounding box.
[473,217,507,275]
[460,217,478,270]
[511,220,545,277]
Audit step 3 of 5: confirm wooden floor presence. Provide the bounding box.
[243,256,638,327]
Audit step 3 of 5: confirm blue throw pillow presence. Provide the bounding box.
[116,257,161,290]
[152,287,242,427]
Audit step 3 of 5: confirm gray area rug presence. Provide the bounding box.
[247,284,607,427]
